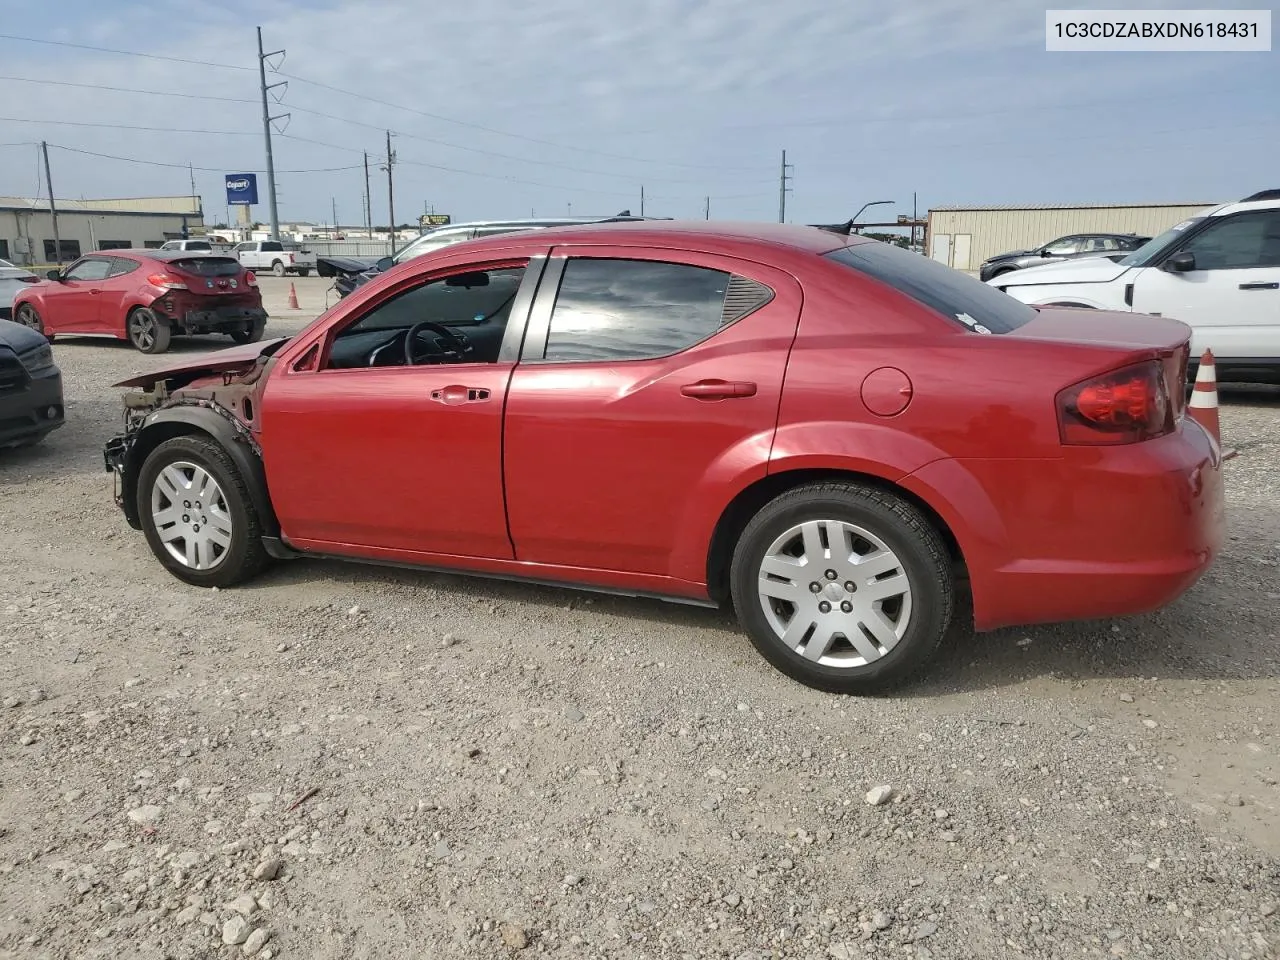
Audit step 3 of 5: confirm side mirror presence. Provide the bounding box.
[374,256,395,271]
[1164,251,1196,273]
[46,269,61,281]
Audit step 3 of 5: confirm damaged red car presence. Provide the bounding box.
[103,222,1225,693]
[13,250,267,354]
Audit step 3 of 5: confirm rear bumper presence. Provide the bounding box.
[0,367,65,447]
[168,305,268,334]
[911,418,1225,631]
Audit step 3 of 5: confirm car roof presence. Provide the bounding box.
[444,220,857,257]
[84,249,238,262]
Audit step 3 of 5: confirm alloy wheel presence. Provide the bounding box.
[130,312,158,351]
[756,519,913,668]
[150,461,234,570]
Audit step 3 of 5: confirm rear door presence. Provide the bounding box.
[100,256,144,334]
[1132,209,1280,359]
[502,246,802,581]
[45,256,114,334]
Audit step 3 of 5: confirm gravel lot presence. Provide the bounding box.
[2,275,1278,960]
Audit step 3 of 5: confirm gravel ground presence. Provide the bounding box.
[2,276,1278,960]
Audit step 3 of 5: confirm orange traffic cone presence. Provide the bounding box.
[1187,349,1235,460]
[288,282,300,310]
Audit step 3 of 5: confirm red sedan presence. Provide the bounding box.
[103,222,1225,693]
[12,249,267,353]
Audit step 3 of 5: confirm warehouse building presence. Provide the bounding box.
[925,201,1218,275]
[0,196,205,266]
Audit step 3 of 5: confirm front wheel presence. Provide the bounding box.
[127,307,171,353]
[136,435,270,588]
[730,482,954,694]
[15,303,44,334]
[271,260,285,277]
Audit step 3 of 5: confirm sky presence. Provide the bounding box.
[0,0,1276,228]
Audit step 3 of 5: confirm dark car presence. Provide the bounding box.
[318,213,662,298]
[0,318,64,449]
[12,250,268,354]
[978,233,1149,281]
[103,221,1221,695]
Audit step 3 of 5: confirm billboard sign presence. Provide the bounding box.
[419,213,452,226]
[225,174,259,206]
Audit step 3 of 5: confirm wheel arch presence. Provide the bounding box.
[704,467,967,606]
[120,404,279,538]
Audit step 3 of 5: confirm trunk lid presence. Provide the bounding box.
[168,256,256,299]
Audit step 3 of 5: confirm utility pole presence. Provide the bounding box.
[778,149,793,224]
[256,26,288,241]
[704,195,710,220]
[362,151,372,237]
[40,141,61,266]
[640,185,645,217]
[188,163,197,205]
[382,130,397,255]
[331,197,338,238]
[912,191,918,252]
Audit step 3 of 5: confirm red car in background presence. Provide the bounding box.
[12,250,267,354]
[102,222,1225,694]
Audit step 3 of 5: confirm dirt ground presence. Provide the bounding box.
[2,275,1278,960]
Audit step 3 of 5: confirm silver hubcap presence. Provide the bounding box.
[150,461,233,570]
[18,307,37,329]
[757,520,913,668]
[130,313,156,350]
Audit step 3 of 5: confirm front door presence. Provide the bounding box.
[502,247,802,582]
[1133,208,1280,359]
[260,256,543,559]
[47,256,114,334]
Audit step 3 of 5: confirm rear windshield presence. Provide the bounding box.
[826,242,1036,334]
[171,257,241,277]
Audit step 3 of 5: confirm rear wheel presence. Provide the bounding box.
[15,303,44,334]
[730,482,954,694]
[136,435,269,588]
[271,260,285,277]
[229,317,266,344]
[296,268,311,277]
[127,307,171,353]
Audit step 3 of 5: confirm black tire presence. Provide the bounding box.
[729,482,953,695]
[136,435,270,588]
[127,307,172,354]
[296,268,311,277]
[229,317,266,344]
[15,303,44,334]
[271,260,285,277]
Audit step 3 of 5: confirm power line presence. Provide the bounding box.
[0,74,256,104]
[0,115,257,136]
[0,33,251,70]
[44,143,362,174]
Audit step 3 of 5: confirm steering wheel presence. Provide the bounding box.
[404,320,473,365]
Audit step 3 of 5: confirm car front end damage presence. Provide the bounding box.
[103,340,286,527]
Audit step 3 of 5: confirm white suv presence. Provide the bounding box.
[989,190,1280,383]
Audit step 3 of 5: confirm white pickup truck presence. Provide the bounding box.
[232,241,317,278]
[158,239,234,255]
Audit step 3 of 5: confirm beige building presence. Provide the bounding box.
[0,196,205,266]
[926,201,1218,274]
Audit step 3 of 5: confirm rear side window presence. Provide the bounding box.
[170,257,242,277]
[826,242,1036,334]
[261,242,284,252]
[543,258,772,362]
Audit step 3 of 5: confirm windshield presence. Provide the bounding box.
[1118,218,1205,267]
[826,241,1037,334]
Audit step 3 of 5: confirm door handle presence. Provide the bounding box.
[430,385,491,405]
[89,288,101,294]
[680,379,757,400]
[1239,281,1279,290]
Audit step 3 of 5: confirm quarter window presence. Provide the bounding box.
[543,258,762,363]
[1177,211,1280,270]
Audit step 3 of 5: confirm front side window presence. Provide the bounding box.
[1176,211,1280,270]
[63,258,113,281]
[543,258,749,362]
[1042,237,1082,256]
[325,264,527,369]
[827,241,1037,334]
[1119,218,1205,267]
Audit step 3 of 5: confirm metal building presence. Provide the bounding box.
[925,201,1218,274]
[0,196,205,267]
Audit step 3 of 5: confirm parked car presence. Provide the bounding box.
[318,214,658,298]
[12,250,267,354]
[0,317,64,449]
[990,190,1280,383]
[977,233,1149,281]
[233,241,316,277]
[103,221,1223,694]
[0,258,41,323]
[159,239,234,255]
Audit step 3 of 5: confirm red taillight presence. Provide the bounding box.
[1056,360,1173,445]
[288,253,295,264]
[147,272,188,290]
[244,271,257,287]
